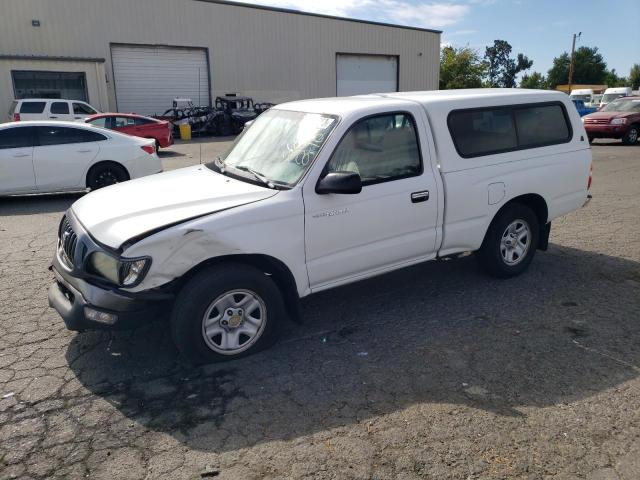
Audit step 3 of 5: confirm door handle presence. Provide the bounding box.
[76,149,92,153]
[74,117,82,119]
[411,191,429,203]
[12,153,31,158]
[49,116,58,119]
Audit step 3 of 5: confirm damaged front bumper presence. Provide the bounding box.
[48,248,173,332]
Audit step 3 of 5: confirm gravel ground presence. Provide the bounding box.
[0,139,639,480]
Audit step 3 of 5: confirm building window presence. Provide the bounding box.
[12,71,88,101]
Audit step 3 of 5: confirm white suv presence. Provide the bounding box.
[8,99,100,122]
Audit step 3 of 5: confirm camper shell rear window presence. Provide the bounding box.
[447,101,573,158]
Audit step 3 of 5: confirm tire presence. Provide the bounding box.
[87,162,129,190]
[476,203,540,278]
[622,125,639,145]
[171,263,285,364]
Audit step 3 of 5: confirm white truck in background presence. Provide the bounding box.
[570,88,594,105]
[600,87,633,107]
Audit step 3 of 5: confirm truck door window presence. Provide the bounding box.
[326,113,422,186]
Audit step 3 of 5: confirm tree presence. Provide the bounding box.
[630,64,640,90]
[439,45,487,90]
[484,40,533,88]
[547,46,608,88]
[520,72,548,89]
[604,69,627,88]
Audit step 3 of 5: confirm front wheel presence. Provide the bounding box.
[171,264,285,364]
[622,125,639,145]
[476,203,539,278]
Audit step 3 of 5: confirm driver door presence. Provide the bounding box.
[303,110,440,290]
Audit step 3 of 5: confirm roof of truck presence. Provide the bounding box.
[277,89,565,117]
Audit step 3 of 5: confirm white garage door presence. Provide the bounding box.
[336,54,398,97]
[111,45,209,115]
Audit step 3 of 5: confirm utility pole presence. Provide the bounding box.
[567,32,582,93]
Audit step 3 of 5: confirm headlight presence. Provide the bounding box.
[120,258,150,286]
[610,118,627,125]
[87,252,151,287]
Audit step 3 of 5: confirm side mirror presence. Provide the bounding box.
[316,172,362,195]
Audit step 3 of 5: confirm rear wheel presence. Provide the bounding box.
[476,203,539,278]
[622,125,639,145]
[86,163,129,190]
[171,263,284,364]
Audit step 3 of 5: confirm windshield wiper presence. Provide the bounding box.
[234,165,276,189]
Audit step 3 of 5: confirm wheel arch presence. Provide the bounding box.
[485,193,549,250]
[85,160,130,188]
[177,254,302,323]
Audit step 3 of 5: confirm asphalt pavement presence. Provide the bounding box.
[0,138,639,480]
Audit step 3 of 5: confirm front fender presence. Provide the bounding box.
[120,190,309,297]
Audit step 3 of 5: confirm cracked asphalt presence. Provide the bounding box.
[1,139,639,480]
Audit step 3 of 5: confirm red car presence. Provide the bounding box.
[583,96,640,145]
[85,113,173,149]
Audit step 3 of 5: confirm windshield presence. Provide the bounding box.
[219,109,338,187]
[602,98,640,113]
[571,94,591,102]
[602,93,625,103]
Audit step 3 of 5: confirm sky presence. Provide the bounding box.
[237,0,639,79]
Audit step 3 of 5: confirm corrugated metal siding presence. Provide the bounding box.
[0,0,440,115]
[111,45,209,115]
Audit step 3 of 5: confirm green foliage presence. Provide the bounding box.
[439,45,487,90]
[520,72,548,89]
[630,64,640,90]
[603,69,628,88]
[484,40,533,88]
[546,46,608,88]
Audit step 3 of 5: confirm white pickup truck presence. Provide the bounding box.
[49,89,592,363]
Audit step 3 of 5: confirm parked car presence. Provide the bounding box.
[48,89,591,363]
[572,99,597,117]
[0,121,161,195]
[583,96,640,144]
[8,99,100,122]
[599,87,632,108]
[85,113,173,149]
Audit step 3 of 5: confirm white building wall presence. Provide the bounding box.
[0,0,440,116]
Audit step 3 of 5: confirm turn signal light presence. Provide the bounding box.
[141,145,155,155]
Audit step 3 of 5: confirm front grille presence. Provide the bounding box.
[59,216,78,267]
[584,119,609,125]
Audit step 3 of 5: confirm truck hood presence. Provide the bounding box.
[71,165,277,248]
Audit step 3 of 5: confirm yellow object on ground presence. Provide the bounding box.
[179,123,192,140]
